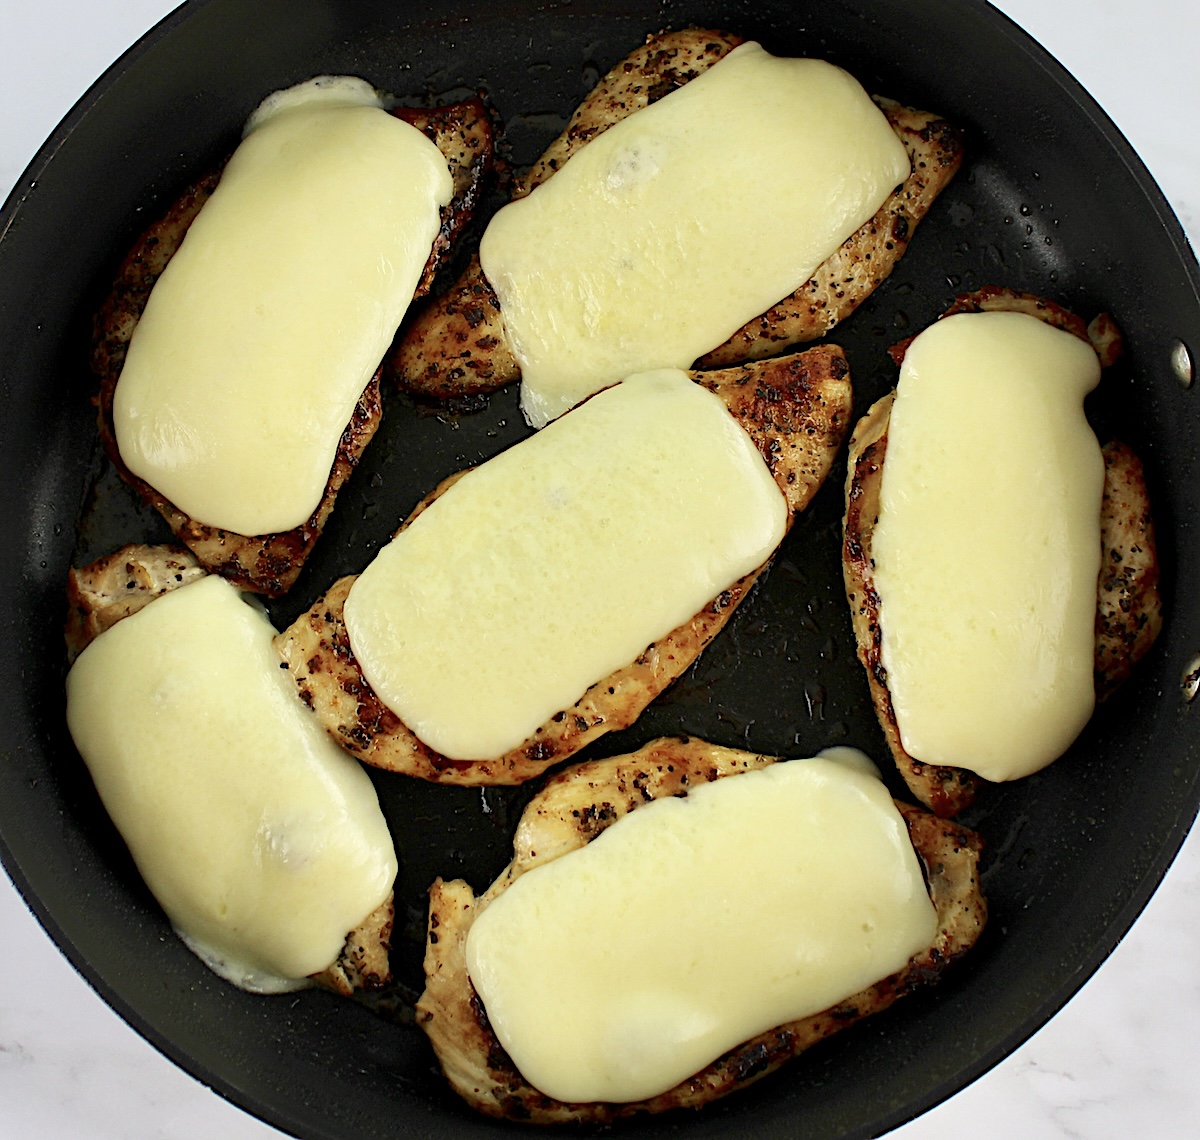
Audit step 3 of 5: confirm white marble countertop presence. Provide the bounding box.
[1,1,1197,1137]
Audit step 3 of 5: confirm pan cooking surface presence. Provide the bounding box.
[1,1,1199,1138]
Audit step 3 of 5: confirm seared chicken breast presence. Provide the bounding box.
[417,736,987,1122]
[842,288,1162,816]
[65,543,394,995]
[276,348,852,785]
[392,28,963,401]
[91,99,495,597]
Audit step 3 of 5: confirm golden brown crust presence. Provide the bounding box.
[391,30,962,400]
[65,543,207,663]
[311,895,395,996]
[842,394,981,818]
[392,99,496,296]
[842,288,1161,815]
[698,98,964,367]
[514,29,746,198]
[275,348,853,784]
[416,737,987,1122]
[1095,441,1163,701]
[91,101,494,596]
[276,565,764,786]
[887,286,1096,367]
[388,251,519,400]
[694,345,851,516]
[94,372,384,599]
[91,172,220,384]
[390,29,743,401]
[64,542,396,992]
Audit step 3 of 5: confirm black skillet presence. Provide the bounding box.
[2,0,1198,1137]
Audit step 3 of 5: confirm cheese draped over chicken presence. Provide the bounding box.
[65,574,397,992]
[480,42,909,426]
[113,75,453,535]
[872,311,1104,781]
[464,754,937,1104]
[343,369,788,760]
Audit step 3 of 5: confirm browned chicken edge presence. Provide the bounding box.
[842,286,1163,816]
[416,737,987,1123]
[390,27,964,401]
[64,543,394,994]
[275,348,852,785]
[90,99,495,597]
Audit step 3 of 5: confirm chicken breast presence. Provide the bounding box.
[91,98,495,596]
[275,347,852,785]
[65,543,394,995]
[416,736,987,1122]
[842,287,1162,816]
[392,28,963,401]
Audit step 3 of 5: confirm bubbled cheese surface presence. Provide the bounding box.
[113,76,453,535]
[480,42,910,427]
[873,311,1104,782]
[342,370,787,761]
[464,756,937,1104]
[65,575,397,992]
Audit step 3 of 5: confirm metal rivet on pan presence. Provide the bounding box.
[1182,654,1200,702]
[1171,339,1193,389]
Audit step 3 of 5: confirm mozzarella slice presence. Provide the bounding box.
[480,42,909,427]
[465,756,937,1104]
[343,369,787,760]
[66,574,397,992]
[872,311,1104,781]
[113,76,453,535]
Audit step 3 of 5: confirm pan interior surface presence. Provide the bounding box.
[1,1,1198,1137]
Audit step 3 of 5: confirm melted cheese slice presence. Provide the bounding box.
[465,756,937,1104]
[343,370,787,760]
[873,311,1104,782]
[65,575,398,992]
[480,42,909,427]
[113,76,453,535]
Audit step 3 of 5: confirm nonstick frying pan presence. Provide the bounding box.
[1,2,1199,1138]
